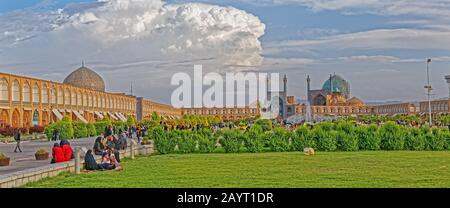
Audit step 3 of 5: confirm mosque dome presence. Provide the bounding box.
[322,74,350,98]
[63,64,105,92]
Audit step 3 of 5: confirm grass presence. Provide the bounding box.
[26,151,450,188]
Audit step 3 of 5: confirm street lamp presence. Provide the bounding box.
[424,59,433,127]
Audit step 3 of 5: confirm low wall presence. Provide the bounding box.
[0,141,154,188]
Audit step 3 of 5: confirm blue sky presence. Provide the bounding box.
[0,0,449,103]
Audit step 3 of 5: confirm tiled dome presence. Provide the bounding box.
[63,65,105,92]
[322,74,350,98]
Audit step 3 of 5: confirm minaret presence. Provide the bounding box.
[130,81,133,96]
[283,74,287,93]
[266,76,270,100]
[307,75,311,102]
[446,75,450,98]
[329,74,333,94]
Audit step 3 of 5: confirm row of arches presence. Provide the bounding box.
[0,77,135,112]
[0,109,50,128]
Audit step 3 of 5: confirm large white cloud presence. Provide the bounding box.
[0,0,265,68]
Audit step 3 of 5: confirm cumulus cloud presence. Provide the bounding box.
[0,0,265,68]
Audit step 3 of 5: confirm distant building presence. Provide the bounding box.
[300,74,369,116]
[372,103,417,115]
[0,64,180,127]
[261,75,297,120]
[307,74,351,105]
[419,99,449,115]
[181,106,259,121]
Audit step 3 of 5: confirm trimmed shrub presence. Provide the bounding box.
[56,121,74,140]
[152,127,176,154]
[113,121,126,132]
[311,128,337,152]
[316,122,334,131]
[126,116,136,128]
[44,124,54,140]
[220,129,243,153]
[404,128,426,151]
[197,134,216,153]
[336,131,358,151]
[335,121,356,134]
[425,128,446,151]
[254,119,272,132]
[379,122,405,150]
[265,127,291,152]
[94,121,110,136]
[45,120,74,140]
[177,137,197,153]
[357,124,380,150]
[292,126,315,151]
[73,122,88,139]
[442,129,450,150]
[87,123,97,137]
[242,125,265,153]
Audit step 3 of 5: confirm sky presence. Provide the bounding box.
[0,0,449,104]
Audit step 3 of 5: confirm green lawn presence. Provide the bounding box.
[26,151,450,188]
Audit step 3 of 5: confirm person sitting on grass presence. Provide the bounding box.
[93,136,105,155]
[110,153,123,171]
[100,152,114,170]
[51,143,65,164]
[105,136,115,150]
[84,149,104,171]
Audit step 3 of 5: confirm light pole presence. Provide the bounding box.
[425,59,433,127]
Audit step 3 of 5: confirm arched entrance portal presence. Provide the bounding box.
[32,110,39,126]
[23,110,32,127]
[0,110,8,128]
[12,109,20,128]
[312,94,327,106]
[42,111,49,126]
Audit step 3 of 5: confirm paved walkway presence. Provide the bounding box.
[0,137,97,175]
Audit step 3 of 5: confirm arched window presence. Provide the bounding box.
[93,95,98,108]
[77,92,82,106]
[71,90,76,106]
[42,84,48,104]
[88,93,93,107]
[0,78,9,101]
[23,82,31,102]
[12,80,20,102]
[83,93,87,107]
[57,87,63,105]
[102,97,106,108]
[64,88,70,106]
[32,83,39,103]
[51,86,57,104]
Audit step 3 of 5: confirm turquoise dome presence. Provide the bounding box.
[322,75,350,98]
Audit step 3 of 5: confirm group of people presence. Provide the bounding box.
[46,123,151,172]
[51,140,74,163]
[84,125,131,171]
